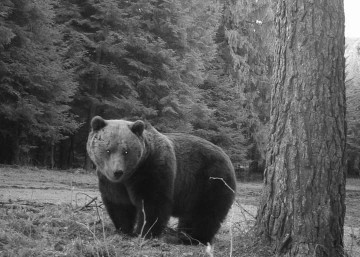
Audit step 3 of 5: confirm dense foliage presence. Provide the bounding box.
[1,0,358,177]
[0,0,79,166]
[0,0,280,173]
[346,38,360,176]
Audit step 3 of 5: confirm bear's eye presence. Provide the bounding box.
[123,150,129,156]
[106,150,111,154]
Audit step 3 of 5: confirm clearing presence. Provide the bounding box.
[0,166,359,256]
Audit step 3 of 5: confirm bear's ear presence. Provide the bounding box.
[131,120,145,137]
[91,116,107,132]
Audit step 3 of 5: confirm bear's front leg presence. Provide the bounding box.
[129,157,176,238]
[135,196,172,238]
[102,198,137,235]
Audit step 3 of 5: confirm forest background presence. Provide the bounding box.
[0,0,359,177]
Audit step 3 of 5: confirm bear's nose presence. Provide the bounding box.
[114,170,124,179]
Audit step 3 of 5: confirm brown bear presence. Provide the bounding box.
[87,116,236,244]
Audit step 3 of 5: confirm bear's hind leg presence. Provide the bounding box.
[177,216,221,245]
[178,180,235,245]
[103,198,137,235]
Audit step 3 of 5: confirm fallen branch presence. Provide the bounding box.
[74,196,98,212]
[180,231,202,245]
[138,199,159,247]
[94,197,102,222]
[75,192,95,206]
[235,199,256,219]
[139,200,147,240]
[74,195,103,226]
[209,177,235,193]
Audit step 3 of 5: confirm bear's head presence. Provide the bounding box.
[87,116,146,182]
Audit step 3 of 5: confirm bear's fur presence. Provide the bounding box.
[87,116,236,244]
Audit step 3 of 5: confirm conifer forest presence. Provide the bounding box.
[0,0,359,177]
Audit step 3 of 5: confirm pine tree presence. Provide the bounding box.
[57,0,223,168]
[208,0,274,170]
[0,0,78,165]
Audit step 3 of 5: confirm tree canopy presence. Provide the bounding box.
[0,0,358,179]
[0,0,274,170]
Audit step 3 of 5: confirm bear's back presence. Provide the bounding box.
[165,133,232,167]
[164,133,236,216]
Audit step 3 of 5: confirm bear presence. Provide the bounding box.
[87,116,236,244]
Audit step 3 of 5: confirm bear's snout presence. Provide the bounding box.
[113,170,124,179]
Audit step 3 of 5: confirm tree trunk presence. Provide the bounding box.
[12,123,21,165]
[50,141,55,169]
[84,46,102,171]
[255,1,346,256]
[68,135,75,168]
[59,138,68,169]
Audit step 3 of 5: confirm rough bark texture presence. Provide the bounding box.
[255,1,346,256]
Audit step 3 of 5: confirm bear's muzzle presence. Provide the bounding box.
[114,170,124,179]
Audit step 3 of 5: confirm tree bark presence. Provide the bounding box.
[50,141,55,169]
[255,1,346,256]
[84,46,102,171]
[12,123,21,165]
[68,135,74,168]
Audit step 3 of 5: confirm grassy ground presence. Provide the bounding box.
[0,166,359,256]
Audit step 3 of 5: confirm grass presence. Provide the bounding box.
[0,200,272,257]
[0,167,359,256]
[0,202,159,256]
